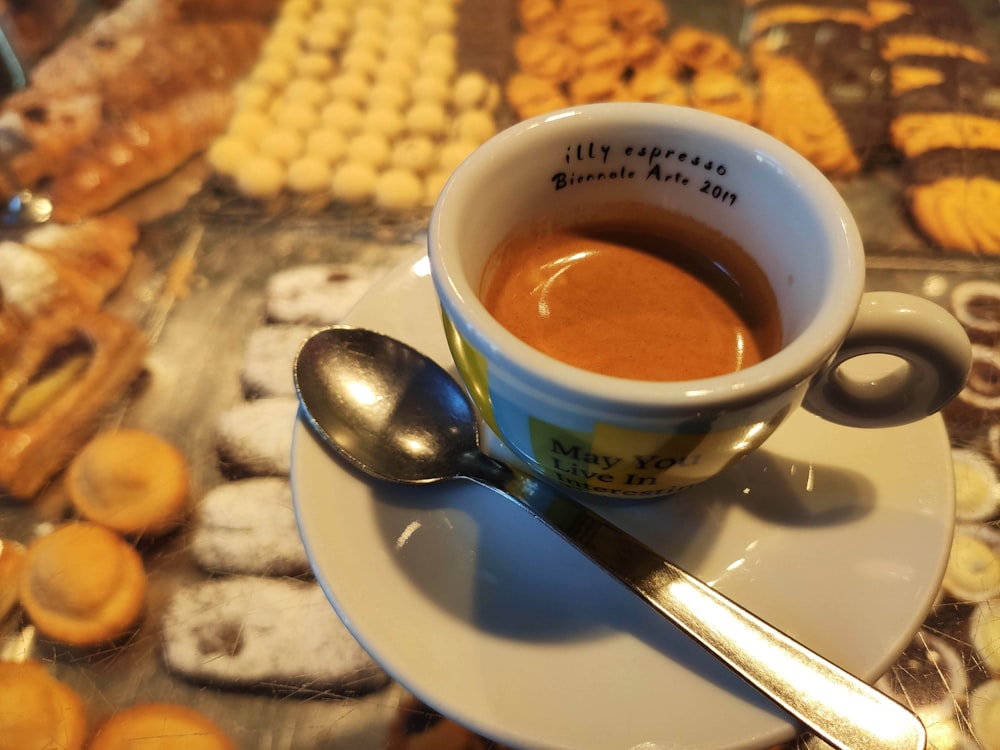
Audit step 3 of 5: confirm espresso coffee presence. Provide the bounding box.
[481,205,782,381]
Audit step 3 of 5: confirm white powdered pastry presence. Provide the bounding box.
[215,397,298,477]
[0,240,58,317]
[241,324,317,398]
[190,477,310,577]
[265,264,385,325]
[162,576,389,694]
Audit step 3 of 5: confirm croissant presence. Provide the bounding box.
[0,309,147,499]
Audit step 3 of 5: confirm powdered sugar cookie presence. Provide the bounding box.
[241,324,317,398]
[190,477,310,577]
[162,576,390,694]
[265,263,386,325]
[216,397,298,477]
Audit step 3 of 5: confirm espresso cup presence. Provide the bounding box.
[428,103,971,500]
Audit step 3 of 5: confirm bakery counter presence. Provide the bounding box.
[2,0,1000,747]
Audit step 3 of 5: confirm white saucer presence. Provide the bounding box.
[291,253,955,750]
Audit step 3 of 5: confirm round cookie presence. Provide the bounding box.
[0,660,87,750]
[20,522,147,646]
[89,702,236,750]
[66,429,190,537]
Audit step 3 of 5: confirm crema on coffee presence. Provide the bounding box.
[481,205,781,381]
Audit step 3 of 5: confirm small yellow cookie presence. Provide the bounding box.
[20,522,147,646]
[67,429,190,537]
[89,703,236,750]
[0,660,87,750]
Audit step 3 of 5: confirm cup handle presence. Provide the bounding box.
[803,291,972,428]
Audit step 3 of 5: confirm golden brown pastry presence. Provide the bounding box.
[880,34,989,64]
[890,113,1000,158]
[690,70,757,124]
[0,539,25,622]
[908,177,1000,254]
[668,26,744,74]
[611,0,668,32]
[0,659,87,750]
[66,429,190,537]
[505,73,569,119]
[755,57,861,176]
[748,5,872,38]
[626,69,688,105]
[514,32,578,83]
[569,70,627,103]
[20,215,138,310]
[0,310,147,499]
[19,521,147,646]
[89,702,237,750]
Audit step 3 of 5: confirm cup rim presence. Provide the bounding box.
[429,102,865,412]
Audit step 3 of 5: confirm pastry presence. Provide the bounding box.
[517,0,564,36]
[20,215,138,310]
[626,68,688,105]
[902,149,1000,253]
[749,21,890,165]
[0,659,87,750]
[89,702,236,750]
[0,310,147,499]
[264,264,384,326]
[19,522,147,646]
[190,477,310,577]
[667,26,744,74]
[569,70,627,104]
[161,576,389,695]
[0,15,268,214]
[878,0,989,63]
[611,0,668,33]
[748,3,872,38]
[215,397,298,477]
[0,538,25,623]
[45,86,240,222]
[505,73,569,119]
[0,215,137,330]
[514,33,578,84]
[755,57,862,175]
[690,70,757,123]
[889,58,1000,157]
[65,428,190,537]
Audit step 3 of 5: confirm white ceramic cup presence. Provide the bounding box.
[429,103,971,500]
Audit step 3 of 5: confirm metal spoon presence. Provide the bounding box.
[293,325,926,750]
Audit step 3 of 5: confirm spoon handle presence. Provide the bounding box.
[466,454,925,750]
